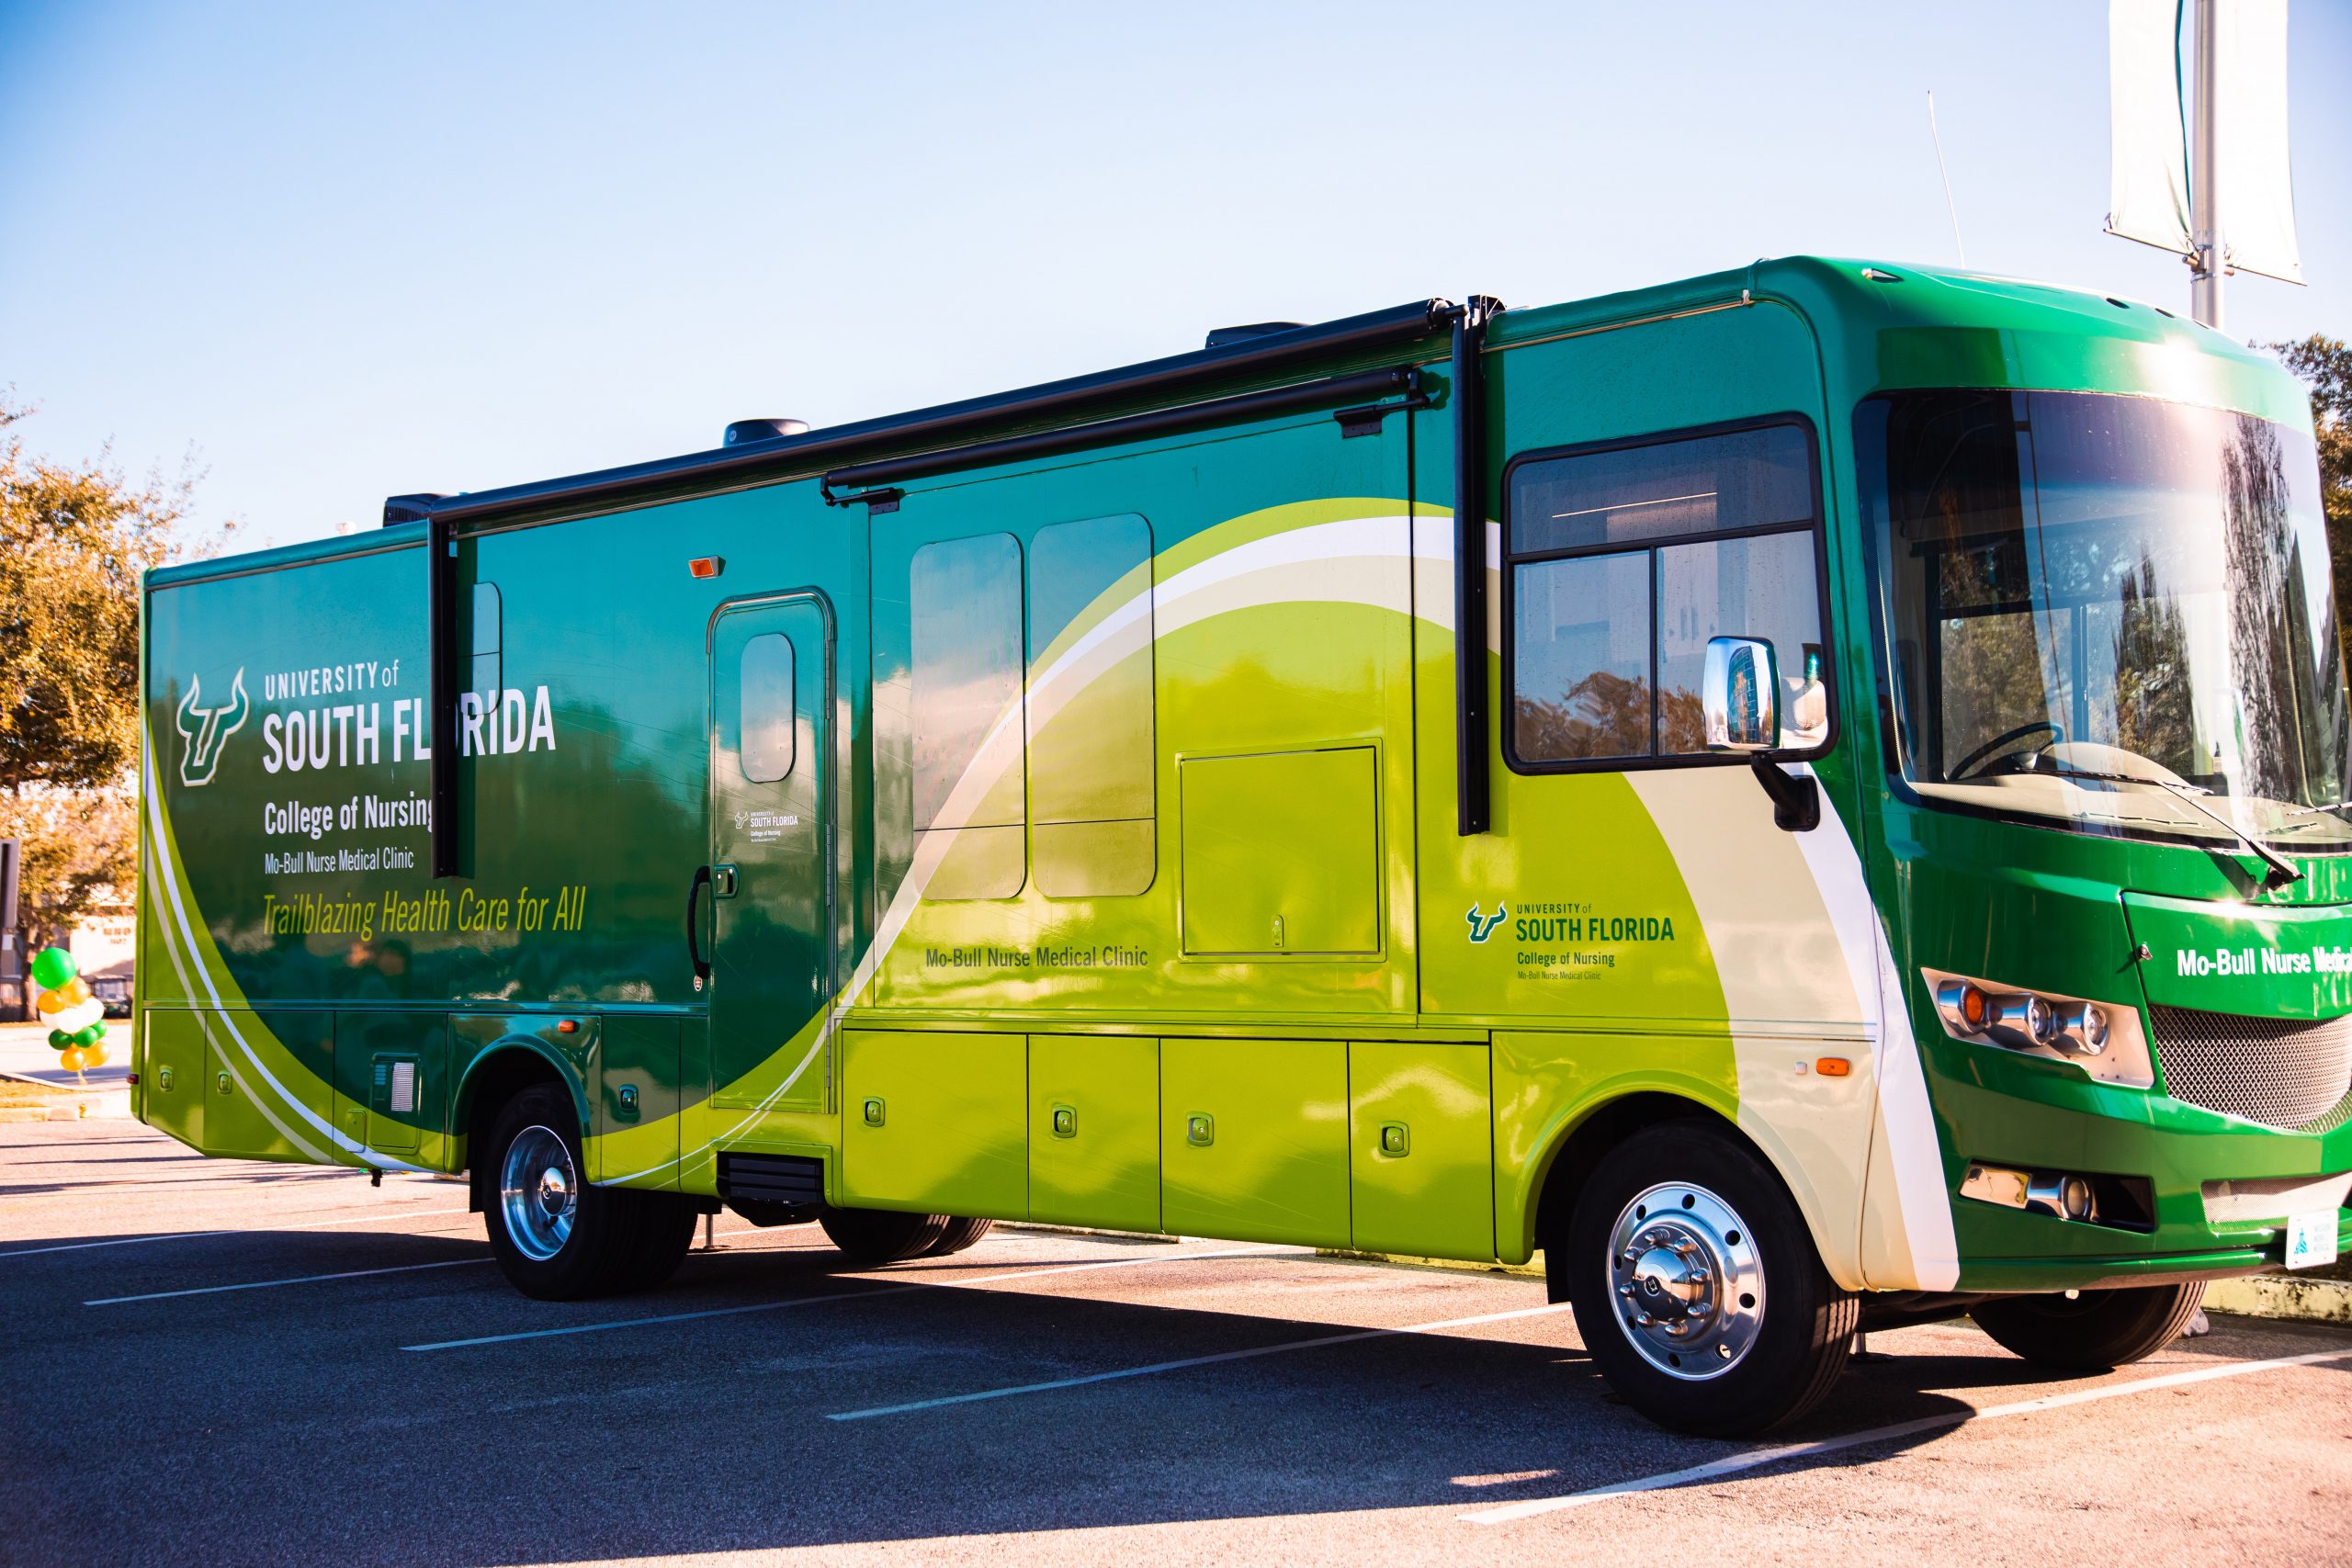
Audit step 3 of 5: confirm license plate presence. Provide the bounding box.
[2285,1211,2340,1270]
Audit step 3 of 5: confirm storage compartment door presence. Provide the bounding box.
[1179,748,1380,956]
[1349,1042,1494,1260]
[594,1015,681,1189]
[200,1010,334,1164]
[1029,1034,1159,1232]
[140,1010,206,1151]
[841,1029,1026,1217]
[334,1012,449,1166]
[1161,1038,1348,1247]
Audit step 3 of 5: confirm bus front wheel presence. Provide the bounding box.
[1970,1283,2207,1371]
[483,1081,684,1300]
[1563,1121,1860,1437]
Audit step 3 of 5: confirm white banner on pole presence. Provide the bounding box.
[2215,0,2303,283]
[2109,0,2192,254]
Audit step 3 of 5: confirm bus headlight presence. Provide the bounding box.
[2051,1001,2109,1057]
[1922,969,2153,1089]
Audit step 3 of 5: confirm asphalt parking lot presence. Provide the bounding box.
[4,1119,2349,1567]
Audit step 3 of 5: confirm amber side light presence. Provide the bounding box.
[1814,1057,1852,1077]
[688,557,725,580]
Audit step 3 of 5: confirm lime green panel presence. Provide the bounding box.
[1490,1031,1741,1264]
[841,1029,1027,1215]
[140,1010,205,1150]
[594,1016,680,1189]
[201,1010,333,1163]
[1180,748,1379,955]
[1348,1042,1495,1261]
[1028,1034,1160,1231]
[1161,1037,1349,1247]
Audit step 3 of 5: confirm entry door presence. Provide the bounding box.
[707,595,832,1111]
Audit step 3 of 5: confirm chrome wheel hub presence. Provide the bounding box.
[1606,1181,1764,1380]
[500,1124,577,1262]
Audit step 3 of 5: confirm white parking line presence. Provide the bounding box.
[827,1301,1575,1421]
[402,1245,1303,1352]
[75,1221,820,1305]
[1463,1347,2352,1523]
[0,1205,473,1259]
[88,1257,493,1304]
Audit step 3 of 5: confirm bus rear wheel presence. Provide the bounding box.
[483,1082,675,1300]
[924,1216,994,1256]
[820,1207,952,1265]
[1970,1282,2207,1371]
[1563,1121,1859,1437]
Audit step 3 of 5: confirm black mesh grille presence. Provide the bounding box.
[2149,1006,2352,1132]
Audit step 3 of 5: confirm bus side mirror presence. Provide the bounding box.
[1703,637,1781,751]
[1704,635,1820,832]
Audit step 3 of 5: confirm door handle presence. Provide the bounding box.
[685,864,713,985]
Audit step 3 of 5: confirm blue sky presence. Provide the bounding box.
[4,1,2346,551]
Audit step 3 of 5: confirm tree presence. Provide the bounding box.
[3,785,135,954]
[2267,336,2352,638]
[0,394,227,1010]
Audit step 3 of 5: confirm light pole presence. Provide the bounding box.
[2188,0,2225,329]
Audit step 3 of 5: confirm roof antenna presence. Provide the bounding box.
[1928,89,1968,266]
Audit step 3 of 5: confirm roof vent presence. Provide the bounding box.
[1204,321,1306,350]
[724,418,810,446]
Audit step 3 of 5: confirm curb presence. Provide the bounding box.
[0,1102,93,1122]
[2204,1273,2352,1325]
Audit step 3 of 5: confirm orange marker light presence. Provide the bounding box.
[688,556,725,580]
[557,1020,578,1034]
[1815,1056,1851,1077]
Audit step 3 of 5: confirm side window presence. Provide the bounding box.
[1027,514,1155,897]
[470,581,502,696]
[1505,422,1828,768]
[739,632,795,783]
[909,534,1026,898]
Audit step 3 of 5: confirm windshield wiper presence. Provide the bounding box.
[2034,762,2305,890]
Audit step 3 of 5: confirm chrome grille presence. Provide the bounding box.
[2149,1006,2352,1132]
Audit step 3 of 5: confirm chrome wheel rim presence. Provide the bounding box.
[500,1124,577,1262]
[1606,1180,1765,1380]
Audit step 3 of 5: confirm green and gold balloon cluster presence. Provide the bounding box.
[31,947,110,1072]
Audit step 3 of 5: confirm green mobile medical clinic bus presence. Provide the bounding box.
[136,258,2352,1435]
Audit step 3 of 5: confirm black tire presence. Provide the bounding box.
[609,1192,700,1293]
[820,1207,952,1265]
[1971,1282,2208,1371]
[481,1082,644,1300]
[923,1216,995,1256]
[1563,1120,1860,1438]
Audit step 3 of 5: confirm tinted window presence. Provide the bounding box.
[1507,423,1827,766]
[470,581,501,696]
[1028,514,1156,897]
[910,534,1025,831]
[739,632,795,783]
[1510,423,1814,555]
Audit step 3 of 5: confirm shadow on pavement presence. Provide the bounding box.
[0,1221,1991,1566]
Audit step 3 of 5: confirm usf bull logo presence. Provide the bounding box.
[175,669,250,786]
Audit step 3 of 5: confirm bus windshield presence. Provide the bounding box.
[1860,388,2352,852]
